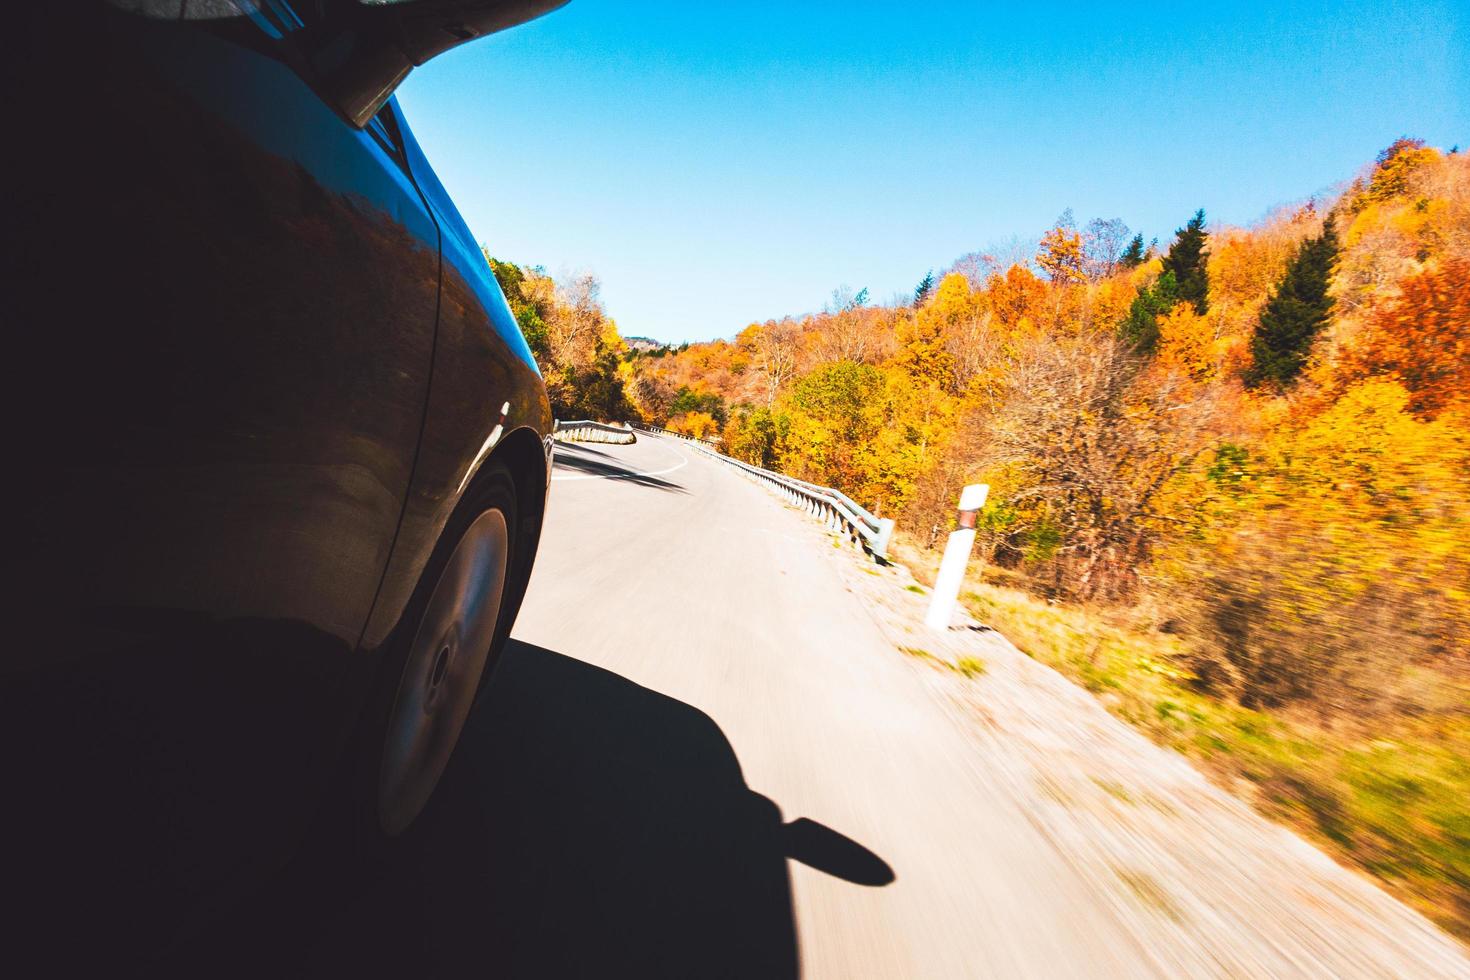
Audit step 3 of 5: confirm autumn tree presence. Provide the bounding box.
[779,361,888,489]
[976,331,1210,600]
[1037,220,1086,285]
[1363,137,1437,204]
[669,386,727,423]
[807,305,895,365]
[625,370,676,421]
[1244,218,1339,389]
[1156,302,1220,381]
[743,319,802,406]
[1082,217,1131,280]
[897,274,969,390]
[1337,257,1470,416]
[543,272,603,367]
[486,250,551,361]
[946,252,991,289]
[669,410,719,440]
[929,278,1000,392]
[987,264,1046,330]
[1167,380,1470,709]
[723,406,786,468]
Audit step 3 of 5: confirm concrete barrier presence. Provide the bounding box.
[553,419,637,445]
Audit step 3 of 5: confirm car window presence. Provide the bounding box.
[365,106,403,163]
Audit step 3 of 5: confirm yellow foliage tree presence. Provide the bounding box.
[669,411,719,440]
[1162,379,1470,708]
[1037,225,1087,285]
[1156,302,1223,381]
[1364,138,1440,204]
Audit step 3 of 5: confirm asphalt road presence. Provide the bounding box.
[498,434,1147,977]
[176,433,1468,978]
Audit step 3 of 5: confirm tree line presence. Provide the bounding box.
[604,138,1469,717]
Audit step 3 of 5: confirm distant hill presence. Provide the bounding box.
[624,336,668,353]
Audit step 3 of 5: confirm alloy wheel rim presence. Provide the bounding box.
[377,508,509,836]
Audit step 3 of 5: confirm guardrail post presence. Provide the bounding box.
[872,517,894,561]
[924,484,988,631]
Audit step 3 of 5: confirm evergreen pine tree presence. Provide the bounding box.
[1161,209,1209,314]
[1119,233,1146,268]
[1245,219,1340,388]
[1121,271,1177,353]
[914,270,936,305]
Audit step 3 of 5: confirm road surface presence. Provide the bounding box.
[196,433,1469,977]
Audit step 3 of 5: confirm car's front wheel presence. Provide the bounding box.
[365,462,518,838]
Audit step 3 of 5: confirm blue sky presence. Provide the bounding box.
[397,0,1466,343]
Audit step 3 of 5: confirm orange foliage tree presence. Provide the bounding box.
[1337,258,1470,417]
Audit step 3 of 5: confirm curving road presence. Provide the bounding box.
[504,434,1147,976]
[183,433,1468,978]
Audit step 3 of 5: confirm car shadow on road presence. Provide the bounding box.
[552,448,689,493]
[180,639,892,978]
[553,441,618,458]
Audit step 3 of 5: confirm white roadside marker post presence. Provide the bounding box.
[925,483,989,631]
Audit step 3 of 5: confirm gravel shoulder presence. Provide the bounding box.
[812,485,1470,977]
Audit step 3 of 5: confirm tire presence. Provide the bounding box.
[356,461,520,840]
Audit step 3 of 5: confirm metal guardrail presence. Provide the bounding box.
[552,419,637,444]
[638,424,894,562]
[636,424,720,450]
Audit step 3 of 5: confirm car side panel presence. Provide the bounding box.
[2,6,439,955]
[358,106,554,657]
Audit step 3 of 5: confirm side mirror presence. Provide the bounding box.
[306,0,569,126]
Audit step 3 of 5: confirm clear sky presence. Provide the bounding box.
[396,0,1466,343]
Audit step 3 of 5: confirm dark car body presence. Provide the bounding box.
[2,0,558,959]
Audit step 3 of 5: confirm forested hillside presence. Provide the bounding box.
[624,139,1468,705]
[491,140,1470,931]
